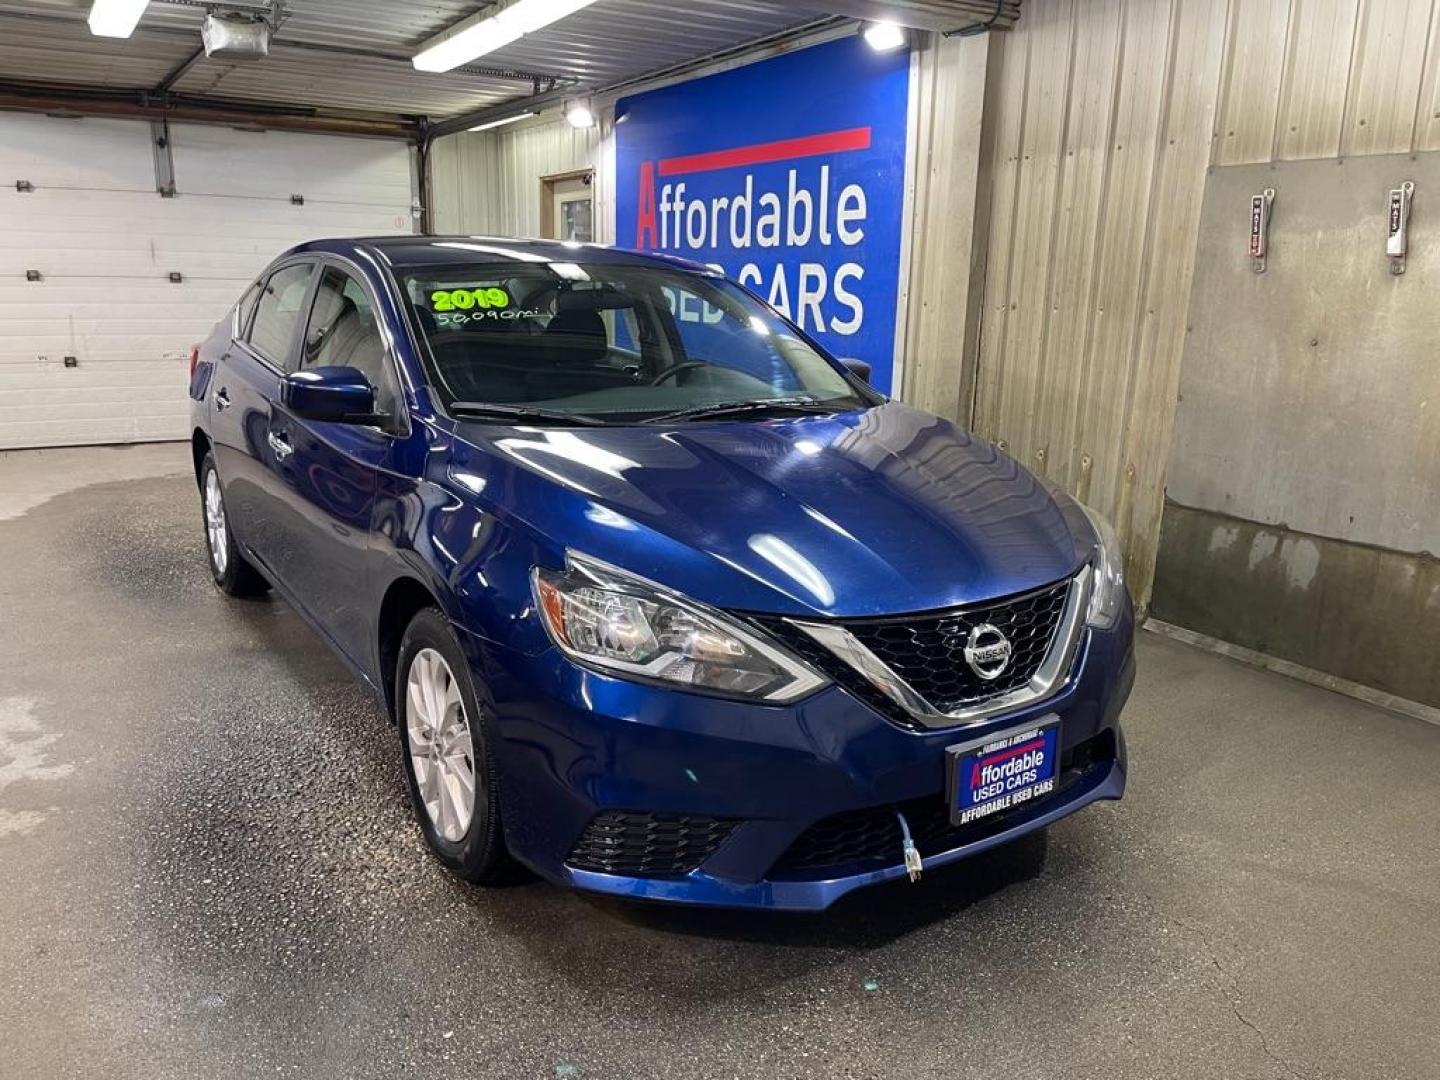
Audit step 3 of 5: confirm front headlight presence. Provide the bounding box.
[531,552,829,703]
[1077,502,1125,629]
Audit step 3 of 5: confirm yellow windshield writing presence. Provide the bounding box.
[430,287,511,313]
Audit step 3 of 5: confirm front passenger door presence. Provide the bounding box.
[266,262,402,667]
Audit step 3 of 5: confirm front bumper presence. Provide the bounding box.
[459,602,1134,912]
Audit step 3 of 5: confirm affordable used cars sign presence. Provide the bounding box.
[615,36,910,392]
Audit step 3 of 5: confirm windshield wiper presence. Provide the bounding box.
[448,401,608,427]
[641,398,845,424]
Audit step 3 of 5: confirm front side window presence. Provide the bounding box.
[302,266,398,414]
[397,259,873,423]
[248,263,314,366]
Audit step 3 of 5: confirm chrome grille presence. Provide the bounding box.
[753,570,1088,729]
[844,579,1070,713]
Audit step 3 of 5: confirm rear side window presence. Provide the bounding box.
[302,265,399,414]
[248,263,314,365]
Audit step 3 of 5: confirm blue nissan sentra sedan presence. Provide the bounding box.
[188,236,1133,911]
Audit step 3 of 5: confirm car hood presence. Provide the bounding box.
[449,401,1092,618]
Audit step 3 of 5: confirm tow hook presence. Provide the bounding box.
[895,808,923,882]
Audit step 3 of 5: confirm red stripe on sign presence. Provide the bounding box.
[658,127,872,177]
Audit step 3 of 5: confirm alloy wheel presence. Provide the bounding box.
[204,469,228,575]
[405,648,477,843]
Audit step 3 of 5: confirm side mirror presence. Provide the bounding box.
[841,357,872,383]
[281,365,376,423]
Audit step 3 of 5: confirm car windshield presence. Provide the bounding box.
[397,256,876,423]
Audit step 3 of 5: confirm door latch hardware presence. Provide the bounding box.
[16,180,33,192]
[1250,188,1275,273]
[266,430,293,461]
[26,269,41,282]
[1387,181,1414,276]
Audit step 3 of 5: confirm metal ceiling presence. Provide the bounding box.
[787,0,1020,33]
[0,0,1020,136]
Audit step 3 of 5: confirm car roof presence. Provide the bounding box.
[285,235,717,275]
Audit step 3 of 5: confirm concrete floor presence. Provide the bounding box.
[1,442,1436,1080]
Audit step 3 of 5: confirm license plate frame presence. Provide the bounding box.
[946,715,1062,827]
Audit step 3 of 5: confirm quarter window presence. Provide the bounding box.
[235,278,263,338]
[248,263,314,366]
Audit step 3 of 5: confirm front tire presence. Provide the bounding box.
[396,608,512,883]
[199,452,269,597]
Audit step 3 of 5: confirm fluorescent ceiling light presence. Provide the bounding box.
[413,0,601,73]
[564,100,595,129]
[88,0,150,38]
[469,111,537,131]
[863,20,906,52]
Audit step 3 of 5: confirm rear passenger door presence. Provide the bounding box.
[209,260,316,572]
[265,260,403,667]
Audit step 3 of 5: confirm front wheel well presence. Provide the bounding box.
[377,577,443,721]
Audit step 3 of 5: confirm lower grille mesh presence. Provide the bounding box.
[567,811,738,877]
[770,731,1114,877]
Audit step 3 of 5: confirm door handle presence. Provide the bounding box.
[214,387,231,411]
[266,429,293,462]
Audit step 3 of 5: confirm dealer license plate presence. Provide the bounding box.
[947,717,1062,826]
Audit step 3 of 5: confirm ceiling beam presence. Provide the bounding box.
[154,45,206,92]
[0,81,419,139]
[427,84,574,140]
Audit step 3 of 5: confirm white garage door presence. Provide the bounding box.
[0,113,415,449]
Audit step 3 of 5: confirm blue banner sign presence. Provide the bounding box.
[615,35,911,392]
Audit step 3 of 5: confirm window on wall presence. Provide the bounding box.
[542,172,594,243]
[559,195,593,243]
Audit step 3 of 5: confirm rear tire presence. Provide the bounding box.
[199,451,269,597]
[396,608,514,884]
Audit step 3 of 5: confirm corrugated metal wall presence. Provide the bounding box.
[933,0,1440,608]
[899,31,996,423]
[430,117,611,240]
